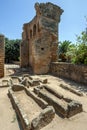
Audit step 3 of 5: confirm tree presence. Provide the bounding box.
[59,27,87,64]
[5,38,21,63]
[66,44,77,62]
[72,29,87,64]
[59,40,71,62]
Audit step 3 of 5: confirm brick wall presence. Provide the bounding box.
[50,62,87,85]
[0,35,5,78]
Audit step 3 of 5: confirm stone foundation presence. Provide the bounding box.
[51,62,87,85]
[60,84,83,96]
[34,85,83,118]
[8,74,83,129]
[8,88,55,130]
[0,35,5,78]
[8,76,55,130]
[8,89,31,130]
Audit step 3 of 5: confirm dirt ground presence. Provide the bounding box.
[36,75,87,130]
[15,90,42,121]
[0,64,87,130]
[0,87,22,130]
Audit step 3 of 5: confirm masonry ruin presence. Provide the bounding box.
[8,74,83,130]
[0,34,5,78]
[20,2,63,74]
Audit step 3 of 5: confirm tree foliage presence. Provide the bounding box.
[66,44,77,62]
[59,29,87,65]
[72,31,87,64]
[59,40,71,62]
[5,38,21,63]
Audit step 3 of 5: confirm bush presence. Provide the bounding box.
[84,57,87,64]
[5,38,21,63]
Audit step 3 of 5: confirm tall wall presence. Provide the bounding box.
[51,62,87,85]
[20,24,29,68]
[0,35,5,78]
[20,2,63,74]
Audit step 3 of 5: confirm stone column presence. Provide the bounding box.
[0,34,5,77]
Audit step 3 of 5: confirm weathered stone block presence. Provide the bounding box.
[38,90,68,118]
[67,101,83,118]
[39,79,48,84]
[35,86,83,118]
[28,79,40,87]
[25,88,48,109]
[21,78,30,88]
[31,106,55,130]
[12,84,24,91]
[8,89,31,130]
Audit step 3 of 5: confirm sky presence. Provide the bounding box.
[0,0,87,43]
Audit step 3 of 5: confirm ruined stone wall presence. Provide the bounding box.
[20,2,63,74]
[20,40,29,67]
[51,62,87,85]
[20,24,29,67]
[0,35,5,78]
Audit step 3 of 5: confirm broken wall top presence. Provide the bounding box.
[22,2,63,40]
[35,2,64,21]
[23,2,64,27]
